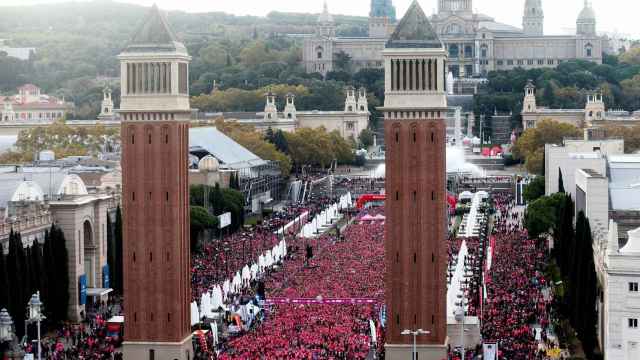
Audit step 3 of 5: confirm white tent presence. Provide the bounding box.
[223,280,231,299]
[242,265,251,282]
[250,263,259,279]
[190,301,200,326]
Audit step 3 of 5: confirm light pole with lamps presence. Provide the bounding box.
[0,308,24,360]
[26,292,45,360]
[400,328,430,360]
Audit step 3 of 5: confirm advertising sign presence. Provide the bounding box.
[79,275,87,305]
[219,212,232,229]
[102,264,110,289]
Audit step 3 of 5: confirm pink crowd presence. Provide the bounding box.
[219,213,385,359]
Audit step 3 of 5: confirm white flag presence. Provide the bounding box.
[483,343,498,360]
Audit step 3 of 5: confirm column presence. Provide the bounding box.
[160,63,165,94]
[417,59,423,91]
[391,60,395,91]
[399,60,405,91]
[409,60,414,90]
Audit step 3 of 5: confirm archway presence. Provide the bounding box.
[83,220,96,288]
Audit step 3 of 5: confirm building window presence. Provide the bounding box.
[480,46,487,58]
[497,60,504,66]
[629,318,638,328]
[517,60,524,65]
[507,60,514,66]
[537,59,544,65]
[548,59,554,65]
[149,349,155,360]
[448,44,459,58]
[630,282,639,292]
[464,45,473,58]
[527,59,534,65]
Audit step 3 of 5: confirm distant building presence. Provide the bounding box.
[522,80,640,130]
[572,153,640,360]
[303,0,603,78]
[544,133,624,198]
[213,88,370,140]
[0,84,74,123]
[189,127,283,213]
[0,39,35,61]
[0,166,117,321]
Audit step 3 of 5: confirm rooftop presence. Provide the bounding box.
[189,127,267,170]
[386,1,442,49]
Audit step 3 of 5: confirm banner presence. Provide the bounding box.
[264,298,377,305]
[102,264,110,289]
[78,275,87,305]
[483,343,498,360]
[219,212,232,229]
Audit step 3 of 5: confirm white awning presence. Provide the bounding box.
[87,288,113,297]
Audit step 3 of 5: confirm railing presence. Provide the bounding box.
[0,211,53,237]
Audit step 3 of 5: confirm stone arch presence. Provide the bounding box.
[82,218,97,288]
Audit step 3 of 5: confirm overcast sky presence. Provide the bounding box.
[1,0,638,38]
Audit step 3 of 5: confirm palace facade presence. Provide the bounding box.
[303,0,604,78]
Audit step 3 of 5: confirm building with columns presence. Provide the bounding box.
[0,84,74,123]
[522,81,640,130]
[381,2,448,359]
[213,88,370,140]
[303,0,603,78]
[118,5,193,360]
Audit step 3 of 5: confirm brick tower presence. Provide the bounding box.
[381,1,449,359]
[119,5,192,360]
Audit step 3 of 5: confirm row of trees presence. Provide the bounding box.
[513,119,581,174]
[524,179,598,357]
[0,226,69,338]
[106,206,123,295]
[189,184,245,252]
[0,121,120,164]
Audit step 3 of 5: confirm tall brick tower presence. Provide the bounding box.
[118,5,192,360]
[381,1,448,359]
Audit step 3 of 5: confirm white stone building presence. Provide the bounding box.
[0,166,117,321]
[215,87,370,140]
[303,0,603,78]
[522,81,640,130]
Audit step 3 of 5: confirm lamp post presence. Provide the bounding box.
[0,308,24,360]
[400,328,430,360]
[26,292,45,360]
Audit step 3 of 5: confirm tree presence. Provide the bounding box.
[0,249,8,310]
[190,206,218,252]
[50,226,69,324]
[543,82,555,107]
[620,47,640,65]
[333,50,352,73]
[558,168,565,193]
[512,119,581,175]
[358,128,375,149]
[523,176,545,203]
[524,195,564,238]
[6,230,27,337]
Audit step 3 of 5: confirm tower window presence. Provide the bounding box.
[396,314,400,325]
[396,252,399,263]
[150,252,153,262]
[168,313,171,322]
[395,132,399,143]
[413,132,416,143]
[134,312,137,322]
[149,349,155,360]
[133,252,136,262]
[131,135,135,144]
[132,192,135,201]
[395,191,399,201]
[413,253,417,263]
[166,192,169,202]
[148,134,152,144]
[431,132,435,143]
[165,134,169,144]
[432,191,435,200]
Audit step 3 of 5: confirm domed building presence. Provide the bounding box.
[303,0,604,79]
[0,166,117,322]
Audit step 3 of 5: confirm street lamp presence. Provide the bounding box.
[400,328,430,360]
[26,292,45,360]
[0,309,24,360]
[0,309,12,344]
